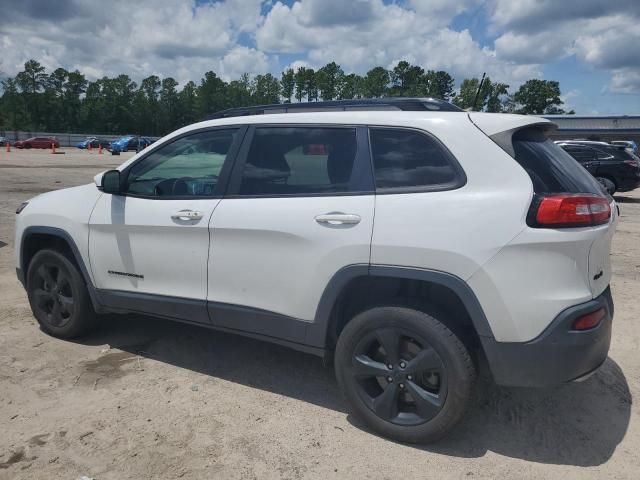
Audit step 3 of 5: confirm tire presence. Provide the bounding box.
[335,306,476,443]
[596,177,616,195]
[26,249,98,338]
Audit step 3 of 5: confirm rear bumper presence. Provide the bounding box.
[482,287,613,387]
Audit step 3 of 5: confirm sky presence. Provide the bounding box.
[1,0,639,114]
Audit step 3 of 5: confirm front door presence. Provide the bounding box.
[89,127,244,322]
[207,125,375,340]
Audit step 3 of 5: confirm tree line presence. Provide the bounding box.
[0,59,572,137]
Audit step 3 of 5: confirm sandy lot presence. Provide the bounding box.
[0,147,639,479]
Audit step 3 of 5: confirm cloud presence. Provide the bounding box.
[489,0,640,94]
[0,0,638,100]
[256,0,538,86]
[0,0,264,83]
[609,69,640,95]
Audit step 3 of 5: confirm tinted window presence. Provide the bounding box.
[125,129,238,197]
[238,127,358,196]
[369,128,459,189]
[512,129,603,194]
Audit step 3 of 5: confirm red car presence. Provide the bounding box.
[14,137,60,149]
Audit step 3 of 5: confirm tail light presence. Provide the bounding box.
[529,194,611,228]
[624,159,639,168]
[572,308,605,331]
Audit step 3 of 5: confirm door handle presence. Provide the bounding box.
[315,212,361,226]
[171,210,203,221]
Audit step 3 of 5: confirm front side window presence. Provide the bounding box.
[125,129,238,197]
[369,128,460,189]
[237,127,358,196]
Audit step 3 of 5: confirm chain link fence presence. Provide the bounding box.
[0,131,161,147]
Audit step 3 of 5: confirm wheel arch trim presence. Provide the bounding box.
[307,264,495,348]
[20,226,101,310]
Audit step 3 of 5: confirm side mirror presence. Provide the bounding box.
[101,170,123,194]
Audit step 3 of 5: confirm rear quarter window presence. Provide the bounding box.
[369,128,465,191]
[504,128,604,195]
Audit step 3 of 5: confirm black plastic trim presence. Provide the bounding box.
[306,264,370,347]
[20,226,101,311]
[482,286,614,387]
[96,289,210,324]
[305,264,494,348]
[207,97,463,119]
[209,301,308,344]
[16,267,24,287]
[97,290,322,356]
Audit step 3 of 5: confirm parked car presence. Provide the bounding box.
[0,136,7,146]
[108,135,151,154]
[610,140,638,153]
[76,138,110,149]
[558,141,640,194]
[15,104,616,444]
[14,137,59,149]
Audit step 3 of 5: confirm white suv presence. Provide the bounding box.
[14,108,616,443]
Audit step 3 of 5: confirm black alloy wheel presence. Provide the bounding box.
[350,327,446,425]
[31,262,75,328]
[26,249,98,338]
[335,307,475,443]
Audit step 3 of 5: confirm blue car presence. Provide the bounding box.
[76,138,109,149]
[109,136,152,155]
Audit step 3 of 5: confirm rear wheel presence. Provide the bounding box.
[596,177,616,195]
[335,306,476,443]
[26,249,98,338]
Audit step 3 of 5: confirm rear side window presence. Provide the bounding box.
[369,128,462,190]
[237,127,358,196]
[510,129,603,194]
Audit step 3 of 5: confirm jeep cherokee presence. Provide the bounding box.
[15,109,616,443]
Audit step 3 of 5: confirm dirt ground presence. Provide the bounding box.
[0,147,638,480]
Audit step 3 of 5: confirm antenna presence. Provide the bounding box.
[472,72,486,111]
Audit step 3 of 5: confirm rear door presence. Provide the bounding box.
[562,145,599,175]
[207,124,374,340]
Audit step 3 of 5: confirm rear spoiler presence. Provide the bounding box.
[468,113,557,158]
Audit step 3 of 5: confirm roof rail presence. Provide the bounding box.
[207,97,462,120]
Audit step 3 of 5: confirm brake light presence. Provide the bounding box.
[572,308,605,331]
[532,194,611,228]
[624,159,639,168]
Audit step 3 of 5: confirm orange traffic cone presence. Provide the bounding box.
[51,142,56,154]
[5,142,10,152]
[98,144,103,154]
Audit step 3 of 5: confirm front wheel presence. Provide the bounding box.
[335,306,476,443]
[26,249,98,338]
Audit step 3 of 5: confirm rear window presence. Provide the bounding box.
[509,129,604,194]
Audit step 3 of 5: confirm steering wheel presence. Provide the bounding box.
[153,177,191,196]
